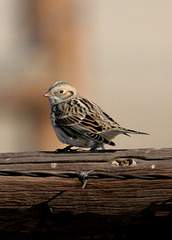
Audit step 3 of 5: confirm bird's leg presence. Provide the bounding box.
[89,144,105,152]
[101,144,105,150]
[89,148,98,152]
[55,145,77,153]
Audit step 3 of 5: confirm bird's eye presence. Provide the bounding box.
[59,89,64,94]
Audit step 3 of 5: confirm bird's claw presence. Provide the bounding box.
[55,145,78,153]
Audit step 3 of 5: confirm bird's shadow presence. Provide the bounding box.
[41,148,128,155]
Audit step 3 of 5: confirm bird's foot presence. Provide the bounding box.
[89,148,98,152]
[55,145,78,153]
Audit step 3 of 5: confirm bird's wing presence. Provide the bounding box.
[54,98,117,145]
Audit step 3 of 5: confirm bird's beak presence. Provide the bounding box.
[43,91,53,98]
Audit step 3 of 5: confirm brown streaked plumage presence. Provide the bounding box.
[43,81,148,150]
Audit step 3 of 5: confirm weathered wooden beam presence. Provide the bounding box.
[0,148,172,239]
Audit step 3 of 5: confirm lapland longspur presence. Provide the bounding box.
[43,81,148,151]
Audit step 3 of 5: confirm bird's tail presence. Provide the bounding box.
[124,129,149,136]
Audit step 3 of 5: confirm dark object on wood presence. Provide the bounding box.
[0,148,172,239]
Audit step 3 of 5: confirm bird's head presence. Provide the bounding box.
[43,81,79,105]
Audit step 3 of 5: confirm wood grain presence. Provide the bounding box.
[0,148,172,239]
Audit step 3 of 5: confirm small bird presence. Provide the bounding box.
[43,81,148,151]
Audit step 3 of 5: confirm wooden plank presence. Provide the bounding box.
[0,149,172,239]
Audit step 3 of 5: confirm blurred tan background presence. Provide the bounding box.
[0,0,172,152]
